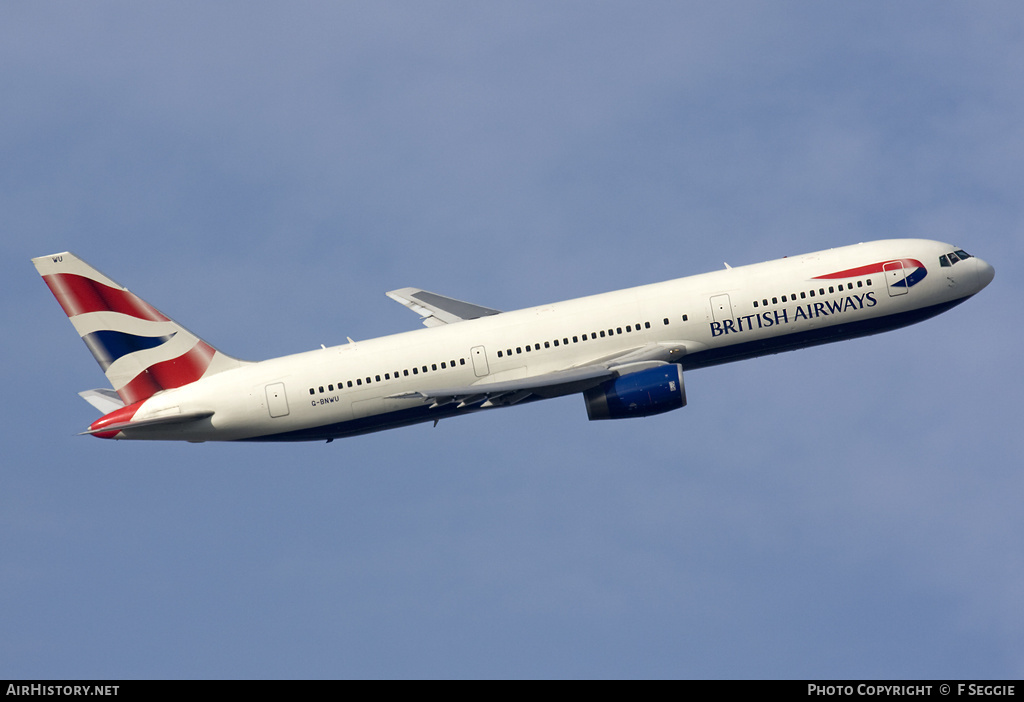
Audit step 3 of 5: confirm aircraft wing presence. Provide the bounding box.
[387,340,704,409]
[385,287,501,327]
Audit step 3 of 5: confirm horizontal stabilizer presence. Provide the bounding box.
[81,409,215,436]
[79,388,125,414]
[386,287,501,327]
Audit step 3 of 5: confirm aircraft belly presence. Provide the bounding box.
[239,399,486,442]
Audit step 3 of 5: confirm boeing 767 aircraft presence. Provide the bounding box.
[33,239,993,442]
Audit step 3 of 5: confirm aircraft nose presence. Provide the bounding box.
[975,257,995,290]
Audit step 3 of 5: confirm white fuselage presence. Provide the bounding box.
[120,239,994,442]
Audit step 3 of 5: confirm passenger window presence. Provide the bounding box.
[309,388,315,395]
[644,322,651,329]
[682,315,688,322]
[663,318,669,325]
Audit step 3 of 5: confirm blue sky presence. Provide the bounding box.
[3,2,1022,678]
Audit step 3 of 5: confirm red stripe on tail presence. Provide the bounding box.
[41,273,169,321]
[116,342,217,404]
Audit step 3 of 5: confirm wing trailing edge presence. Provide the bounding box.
[388,340,706,409]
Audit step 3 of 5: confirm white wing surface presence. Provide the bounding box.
[385,287,501,327]
[388,340,703,409]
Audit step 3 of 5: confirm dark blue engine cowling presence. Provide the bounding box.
[583,365,686,420]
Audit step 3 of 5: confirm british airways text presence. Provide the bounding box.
[710,292,877,337]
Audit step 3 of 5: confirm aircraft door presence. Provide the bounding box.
[471,345,490,377]
[884,261,908,297]
[710,294,732,322]
[266,382,290,418]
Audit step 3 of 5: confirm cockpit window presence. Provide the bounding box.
[941,249,973,266]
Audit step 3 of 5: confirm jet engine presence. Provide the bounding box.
[583,364,686,420]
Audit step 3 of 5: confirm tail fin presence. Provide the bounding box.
[33,252,247,405]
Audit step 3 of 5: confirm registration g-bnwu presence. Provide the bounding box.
[33,240,993,442]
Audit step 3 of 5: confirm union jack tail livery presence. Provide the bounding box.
[32,253,245,408]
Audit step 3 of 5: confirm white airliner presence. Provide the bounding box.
[33,239,993,443]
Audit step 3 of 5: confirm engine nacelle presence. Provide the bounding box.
[583,365,686,420]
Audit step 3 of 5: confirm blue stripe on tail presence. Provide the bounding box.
[82,331,176,370]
